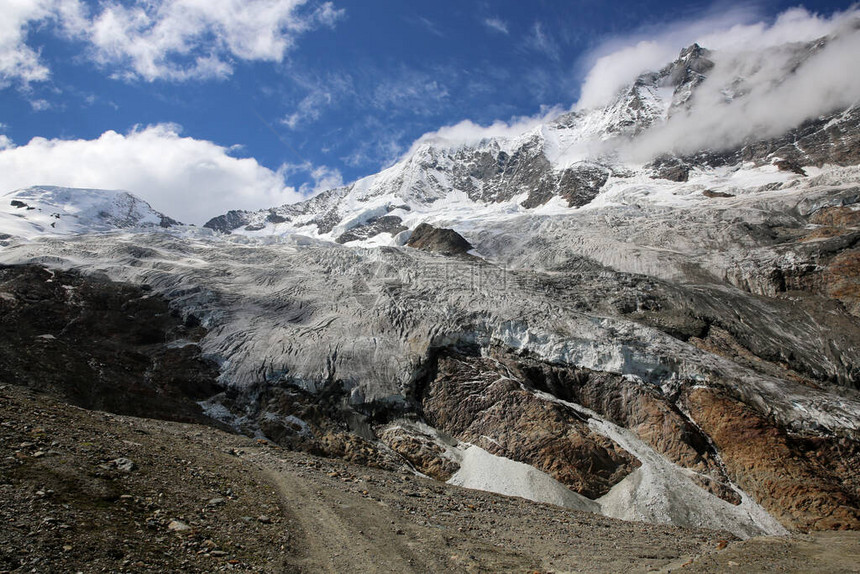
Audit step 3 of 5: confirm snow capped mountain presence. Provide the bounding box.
[203,35,860,251]
[0,186,179,241]
[2,31,860,541]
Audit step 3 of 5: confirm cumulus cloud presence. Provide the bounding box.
[0,0,345,84]
[282,160,343,194]
[0,0,54,87]
[0,124,307,224]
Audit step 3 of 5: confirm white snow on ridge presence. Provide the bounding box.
[0,186,174,240]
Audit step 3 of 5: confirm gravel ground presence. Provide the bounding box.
[1,383,858,573]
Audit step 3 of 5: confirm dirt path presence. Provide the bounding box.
[251,449,533,573]
[261,462,435,572]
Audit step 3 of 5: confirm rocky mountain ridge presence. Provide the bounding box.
[203,35,859,246]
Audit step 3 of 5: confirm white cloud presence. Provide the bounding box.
[405,106,564,156]
[625,15,860,160]
[0,124,307,224]
[576,5,855,110]
[577,40,678,110]
[1,0,345,84]
[0,134,13,151]
[292,163,343,194]
[29,98,51,111]
[81,0,345,81]
[483,17,508,35]
[0,0,55,87]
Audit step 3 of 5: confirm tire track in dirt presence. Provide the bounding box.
[247,448,534,573]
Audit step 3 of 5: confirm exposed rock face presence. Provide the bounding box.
[450,138,556,204]
[684,387,860,531]
[495,352,740,503]
[522,163,611,208]
[203,186,350,234]
[336,215,407,244]
[406,223,473,255]
[377,424,459,480]
[422,352,640,499]
[0,264,220,424]
[202,209,250,233]
[662,43,714,97]
[740,106,860,168]
[649,156,691,182]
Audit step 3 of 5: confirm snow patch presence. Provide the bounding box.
[447,445,601,514]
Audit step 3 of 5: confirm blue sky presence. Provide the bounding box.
[0,0,854,223]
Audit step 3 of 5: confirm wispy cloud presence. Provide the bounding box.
[0,0,346,85]
[340,117,408,169]
[278,62,460,169]
[369,66,451,116]
[282,90,334,130]
[524,21,560,61]
[483,17,509,34]
[411,16,445,37]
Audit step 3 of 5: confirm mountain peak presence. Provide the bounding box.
[1,186,179,240]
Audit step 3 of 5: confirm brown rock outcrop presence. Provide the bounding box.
[377,425,459,480]
[407,223,473,255]
[683,386,860,531]
[421,352,639,499]
[495,352,740,503]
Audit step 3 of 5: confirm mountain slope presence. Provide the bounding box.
[0,186,179,241]
[2,32,860,541]
[203,34,860,247]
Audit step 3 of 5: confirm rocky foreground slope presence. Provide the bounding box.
[4,380,860,573]
[2,28,860,555]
